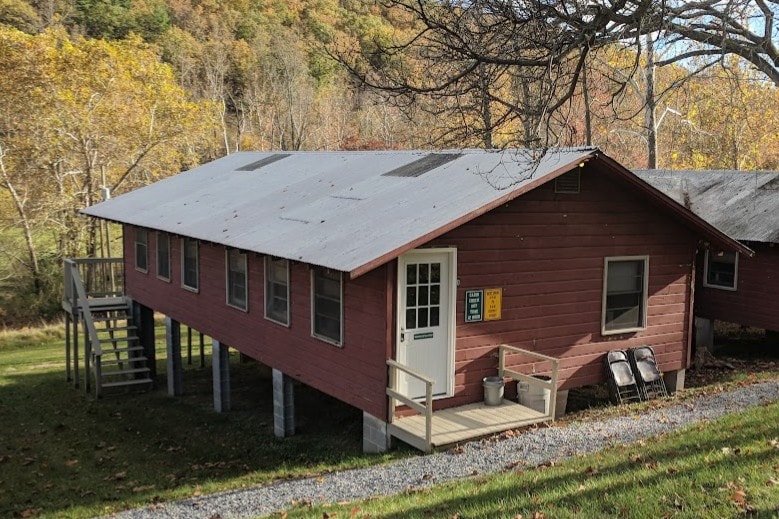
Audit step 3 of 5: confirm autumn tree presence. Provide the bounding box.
[0,26,217,320]
[335,0,779,149]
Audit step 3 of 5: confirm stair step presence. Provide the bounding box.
[101,367,150,377]
[98,345,144,354]
[99,325,137,333]
[99,336,139,345]
[100,355,148,366]
[101,378,153,389]
[92,314,131,322]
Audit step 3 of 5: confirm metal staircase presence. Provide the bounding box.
[63,258,154,397]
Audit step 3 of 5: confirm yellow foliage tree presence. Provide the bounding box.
[0,26,218,299]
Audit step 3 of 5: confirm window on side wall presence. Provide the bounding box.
[181,238,199,292]
[226,248,248,310]
[135,229,148,273]
[602,256,649,335]
[703,250,738,291]
[311,267,342,346]
[265,257,289,325]
[156,232,170,281]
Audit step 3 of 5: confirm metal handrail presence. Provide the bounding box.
[386,359,434,452]
[498,344,559,421]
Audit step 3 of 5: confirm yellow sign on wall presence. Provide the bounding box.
[484,288,502,321]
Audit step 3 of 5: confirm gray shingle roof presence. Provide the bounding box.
[83,149,597,276]
[635,170,779,244]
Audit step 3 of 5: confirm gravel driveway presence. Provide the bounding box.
[110,380,779,519]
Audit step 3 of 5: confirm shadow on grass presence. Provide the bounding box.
[369,402,779,519]
[0,353,400,518]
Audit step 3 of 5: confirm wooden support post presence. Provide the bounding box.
[199,332,205,368]
[187,326,193,365]
[65,313,72,383]
[165,317,183,396]
[84,320,91,394]
[73,316,80,389]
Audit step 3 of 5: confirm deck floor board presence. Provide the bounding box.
[390,399,548,450]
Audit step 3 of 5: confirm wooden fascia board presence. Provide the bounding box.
[596,154,754,258]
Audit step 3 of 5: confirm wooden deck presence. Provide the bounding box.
[389,399,548,451]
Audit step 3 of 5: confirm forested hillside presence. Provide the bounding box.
[1,0,778,325]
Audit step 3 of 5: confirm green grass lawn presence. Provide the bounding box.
[288,400,779,519]
[1,323,778,519]
[0,324,408,518]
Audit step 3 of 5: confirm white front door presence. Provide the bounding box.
[397,249,455,400]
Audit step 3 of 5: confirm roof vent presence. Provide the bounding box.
[236,154,291,171]
[554,170,580,194]
[760,176,779,190]
[382,153,461,178]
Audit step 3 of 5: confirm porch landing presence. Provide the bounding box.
[389,399,546,451]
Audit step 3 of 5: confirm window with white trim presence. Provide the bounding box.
[703,250,738,290]
[602,256,649,334]
[226,248,248,310]
[135,229,148,272]
[265,257,289,325]
[311,268,342,345]
[182,238,199,291]
[156,232,170,281]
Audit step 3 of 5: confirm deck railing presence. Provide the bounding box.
[498,344,559,422]
[386,359,434,453]
[63,257,123,307]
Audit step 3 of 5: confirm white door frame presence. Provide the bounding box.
[396,247,457,399]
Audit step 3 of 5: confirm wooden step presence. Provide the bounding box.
[101,378,153,389]
[101,367,150,377]
[100,355,148,366]
[98,345,144,354]
[98,325,137,333]
[92,315,131,323]
[99,336,139,345]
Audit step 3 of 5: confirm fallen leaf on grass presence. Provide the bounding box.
[132,485,155,493]
[64,459,78,467]
[104,471,127,481]
[19,508,41,518]
[767,478,779,486]
[349,507,361,518]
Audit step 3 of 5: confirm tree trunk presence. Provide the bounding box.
[0,151,42,293]
[582,64,592,146]
[645,34,658,169]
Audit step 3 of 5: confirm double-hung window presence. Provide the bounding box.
[265,257,289,325]
[311,268,342,345]
[182,238,199,291]
[135,229,148,273]
[226,249,248,310]
[602,256,649,334]
[703,250,738,290]
[156,232,170,281]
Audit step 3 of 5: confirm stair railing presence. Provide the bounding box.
[65,260,105,398]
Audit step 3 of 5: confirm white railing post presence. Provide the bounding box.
[499,344,560,421]
[385,359,436,453]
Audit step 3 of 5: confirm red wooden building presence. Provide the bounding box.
[636,170,779,345]
[81,149,746,452]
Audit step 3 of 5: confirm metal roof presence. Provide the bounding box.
[635,170,779,244]
[81,148,749,277]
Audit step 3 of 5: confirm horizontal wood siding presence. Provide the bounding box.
[123,228,390,418]
[696,243,779,332]
[425,165,698,409]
